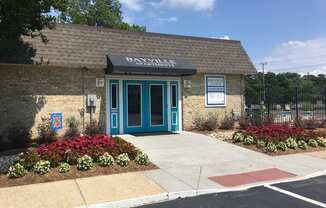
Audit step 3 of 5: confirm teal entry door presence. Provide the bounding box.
[123,80,168,133]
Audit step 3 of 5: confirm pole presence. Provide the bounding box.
[295,86,299,122]
[324,87,326,119]
[260,62,268,104]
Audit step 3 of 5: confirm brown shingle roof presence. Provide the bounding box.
[24,23,256,74]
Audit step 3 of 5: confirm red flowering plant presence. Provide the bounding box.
[245,125,305,142]
[36,135,117,162]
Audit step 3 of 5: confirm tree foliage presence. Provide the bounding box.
[245,72,326,106]
[59,0,146,32]
[0,0,67,40]
[0,0,145,42]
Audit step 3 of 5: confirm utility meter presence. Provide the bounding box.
[87,94,97,107]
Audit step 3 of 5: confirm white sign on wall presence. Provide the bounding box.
[96,78,105,87]
[207,77,224,87]
[207,91,225,105]
[206,76,226,106]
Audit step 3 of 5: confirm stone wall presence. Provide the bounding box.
[0,64,245,138]
[182,73,244,130]
[0,64,107,139]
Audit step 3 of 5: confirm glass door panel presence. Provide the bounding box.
[127,84,141,127]
[150,85,164,126]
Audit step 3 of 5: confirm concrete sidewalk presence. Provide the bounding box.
[0,172,165,208]
[122,132,326,192]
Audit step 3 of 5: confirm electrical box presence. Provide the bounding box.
[183,80,192,88]
[87,94,97,107]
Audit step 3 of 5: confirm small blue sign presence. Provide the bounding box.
[51,112,63,131]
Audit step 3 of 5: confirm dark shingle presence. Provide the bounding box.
[23,23,256,74]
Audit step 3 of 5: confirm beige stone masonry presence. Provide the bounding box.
[182,73,244,129]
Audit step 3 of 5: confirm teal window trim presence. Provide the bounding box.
[111,83,118,110]
[111,113,118,128]
[171,84,178,108]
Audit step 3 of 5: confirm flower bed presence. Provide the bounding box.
[0,135,156,187]
[232,125,326,155]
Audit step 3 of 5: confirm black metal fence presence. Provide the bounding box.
[246,86,326,127]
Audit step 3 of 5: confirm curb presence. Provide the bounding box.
[84,169,326,208]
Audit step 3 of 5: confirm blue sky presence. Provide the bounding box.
[120,0,326,75]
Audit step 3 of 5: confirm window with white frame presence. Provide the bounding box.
[205,75,226,106]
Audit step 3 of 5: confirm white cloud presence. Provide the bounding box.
[211,35,230,40]
[259,38,326,75]
[120,0,143,12]
[160,0,215,11]
[165,16,179,22]
[146,12,179,24]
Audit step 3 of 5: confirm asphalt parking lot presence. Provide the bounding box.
[137,176,326,208]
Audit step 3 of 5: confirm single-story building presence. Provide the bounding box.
[0,24,256,137]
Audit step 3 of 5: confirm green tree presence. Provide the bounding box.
[0,0,67,63]
[59,0,146,31]
[0,0,67,40]
[245,72,326,106]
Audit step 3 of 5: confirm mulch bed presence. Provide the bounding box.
[0,161,158,188]
[228,140,326,156]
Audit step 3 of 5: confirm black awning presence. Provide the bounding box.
[106,55,197,76]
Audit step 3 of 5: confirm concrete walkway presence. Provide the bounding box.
[122,132,326,192]
[0,172,164,208]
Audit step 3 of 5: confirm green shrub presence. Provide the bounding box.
[316,137,326,147]
[84,121,105,136]
[40,150,61,167]
[135,152,149,166]
[256,140,266,149]
[250,109,264,126]
[277,142,287,151]
[58,163,71,173]
[64,116,80,138]
[232,132,244,143]
[64,150,80,165]
[286,137,298,149]
[308,139,318,147]
[193,113,218,131]
[98,153,114,167]
[220,115,235,130]
[19,150,40,171]
[33,160,51,175]
[298,140,308,149]
[302,119,320,129]
[113,137,139,159]
[77,155,94,171]
[7,163,27,178]
[244,136,255,145]
[266,142,277,152]
[238,116,250,129]
[37,116,57,144]
[87,146,105,162]
[116,153,130,167]
[30,143,39,148]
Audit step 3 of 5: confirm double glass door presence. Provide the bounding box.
[123,80,168,133]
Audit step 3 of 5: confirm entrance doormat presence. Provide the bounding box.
[131,132,178,137]
[209,168,296,187]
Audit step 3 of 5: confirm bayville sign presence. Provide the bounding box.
[125,57,177,68]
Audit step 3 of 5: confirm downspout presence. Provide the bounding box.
[240,74,245,116]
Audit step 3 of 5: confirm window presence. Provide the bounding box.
[111,83,118,109]
[171,84,177,108]
[205,75,226,106]
[127,84,141,127]
[150,85,164,125]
